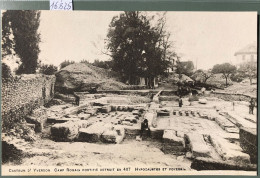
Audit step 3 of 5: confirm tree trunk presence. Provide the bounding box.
[249,77,252,85]
[225,77,228,87]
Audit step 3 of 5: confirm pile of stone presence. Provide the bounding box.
[78,122,125,144]
[51,120,90,141]
[7,123,36,142]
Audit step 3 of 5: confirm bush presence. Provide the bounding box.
[2,63,13,80]
[230,72,244,83]
[60,60,75,69]
[92,59,113,70]
[40,64,57,75]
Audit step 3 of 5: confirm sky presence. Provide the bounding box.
[4,11,257,70]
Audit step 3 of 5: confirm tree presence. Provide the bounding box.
[238,61,257,85]
[92,59,113,70]
[193,69,214,84]
[2,63,13,81]
[176,60,194,77]
[2,10,41,74]
[59,60,75,69]
[40,64,58,75]
[212,63,236,87]
[106,11,171,85]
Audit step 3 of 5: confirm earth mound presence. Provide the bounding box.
[55,63,126,93]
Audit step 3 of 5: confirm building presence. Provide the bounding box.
[234,42,257,66]
[166,56,178,73]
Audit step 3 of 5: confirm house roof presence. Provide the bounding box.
[234,42,257,56]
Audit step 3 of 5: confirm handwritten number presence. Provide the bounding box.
[50,2,55,10]
[59,2,63,9]
[55,1,58,9]
[67,2,72,10]
[50,0,72,10]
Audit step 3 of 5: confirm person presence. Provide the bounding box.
[73,92,80,106]
[249,98,255,114]
[178,96,183,107]
[140,119,151,138]
[201,87,206,95]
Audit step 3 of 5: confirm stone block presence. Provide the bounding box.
[24,123,36,130]
[25,116,43,132]
[221,133,239,142]
[223,150,251,165]
[185,133,211,158]
[111,105,117,111]
[77,122,106,142]
[198,98,207,104]
[128,106,134,112]
[121,121,133,126]
[240,127,257,164]
[225,127,239,133]
[124,126,140,139]
[101,130,117,143]
[162,130,185,155]
[124,116,137,123]
[100,105,112,113]
[210,135,250,164]
[78,113,91,120]
[85,108,97,116]
[132,110,140,116]
[157,109,170,116]
[163,130,184,146]
[47,116,79,123]
[191,157,257,171]
[162,145,185,155]
[150,129,164,139]
[51,121,79,141]
[240,137,257,164]
[240,127,257,146]
[215,115,236,130]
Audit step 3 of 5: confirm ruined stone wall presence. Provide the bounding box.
[1,74,56,129]
[210,92,256,102]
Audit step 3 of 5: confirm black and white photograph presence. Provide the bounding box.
[1,10,258,176]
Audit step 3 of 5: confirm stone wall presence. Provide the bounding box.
[1,74,56,130]
[210,92,256,102]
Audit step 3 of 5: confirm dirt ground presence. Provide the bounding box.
[9,138,191,169]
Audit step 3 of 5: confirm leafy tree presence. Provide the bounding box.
[40,64,58,75]
[2,63,13,81]
[176,60,194,77]
[230,72,244,83]
[193,69,214,84]
[106,11,170,84]
[238,61,257,85]
[212,63,236,87]
[80,59,90,64]
[59,60,75,69]
[92,59,113,70]
[2,10,41,74]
